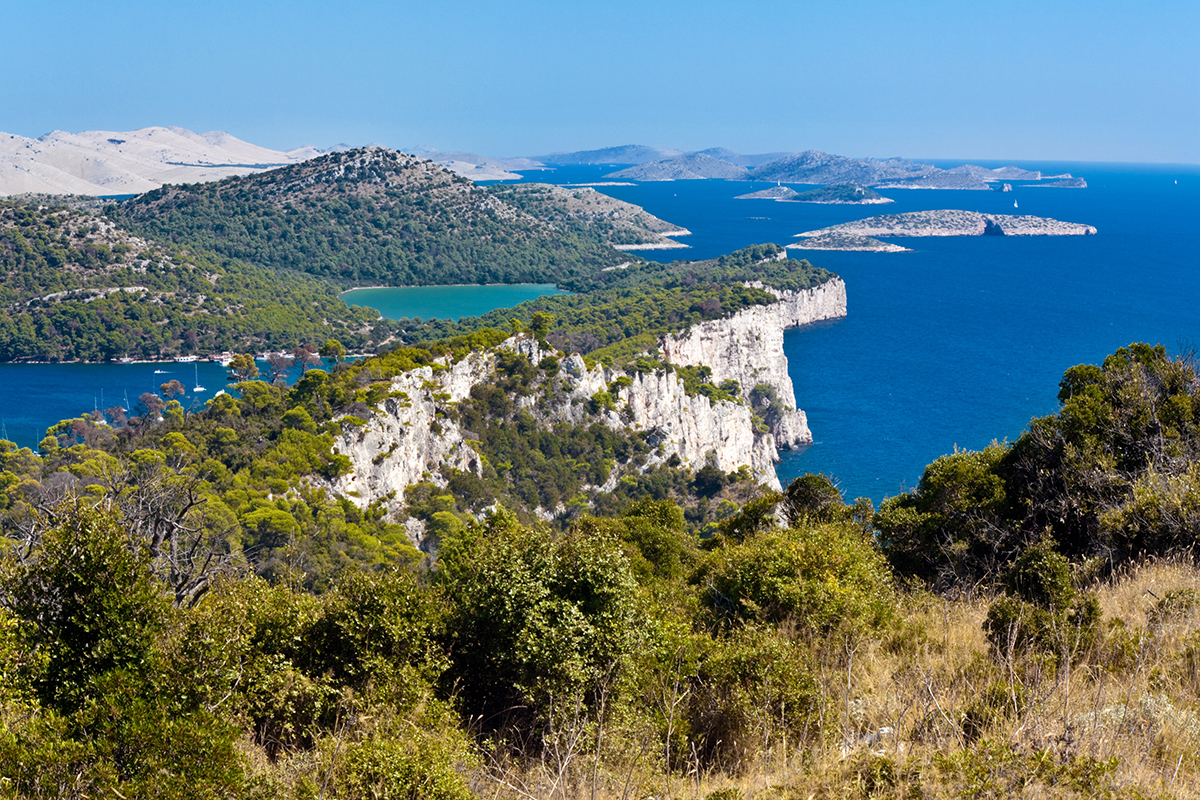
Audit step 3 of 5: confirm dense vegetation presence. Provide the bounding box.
[0,201,386,361]
[112,148,629,288]
[5,341,1200,797]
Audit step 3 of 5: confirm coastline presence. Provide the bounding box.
[613,241,690,251]
[340,281,567,296]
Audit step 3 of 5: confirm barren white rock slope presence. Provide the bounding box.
[0,126,322,196]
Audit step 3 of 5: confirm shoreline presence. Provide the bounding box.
[613,241,690,251]
[340,282,567,296]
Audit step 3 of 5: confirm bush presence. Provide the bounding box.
[437,510,644,734]
[983,540,1101,666]
[687,626,821,771]
[0,500,167,713]
[694,522,894,636]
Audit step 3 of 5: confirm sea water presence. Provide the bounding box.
[513,163,1200,503]
[3,162,1198,509]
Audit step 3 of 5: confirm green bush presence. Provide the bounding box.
[437,510,644,734]
[983,541,1101,666]
[694,522,894,635]
[687,626,821,771]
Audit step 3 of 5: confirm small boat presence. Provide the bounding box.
[153,369,170,374]
[193,364,206,393]
[114,356,134,364]
[174,355,199,363]
[1013,200,1019,209]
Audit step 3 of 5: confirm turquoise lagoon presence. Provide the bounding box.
[342,284,568,321]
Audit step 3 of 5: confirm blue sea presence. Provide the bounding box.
[512,162,1200,503]
[4,161,1198,508]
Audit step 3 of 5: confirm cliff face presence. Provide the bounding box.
[333,278,848,515]
[660,278,848,449]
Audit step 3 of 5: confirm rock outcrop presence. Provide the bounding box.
[333,279,849,516]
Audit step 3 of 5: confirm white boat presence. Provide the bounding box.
[193,364,206,393]
[1013,200,1019,208]
[174,355,199,363]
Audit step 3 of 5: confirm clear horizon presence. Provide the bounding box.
[5,0,1197,165]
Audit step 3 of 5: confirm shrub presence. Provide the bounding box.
[983,540,1101,666]
[687,626,821,771]
[437,510,643,734]
[694,522,894,636]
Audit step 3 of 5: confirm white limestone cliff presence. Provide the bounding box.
[660,278,848,449]
[332,278,848,522]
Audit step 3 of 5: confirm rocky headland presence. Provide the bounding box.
[797,210,1097,239]
[486,182,690,249]
[1030,177,1088,188]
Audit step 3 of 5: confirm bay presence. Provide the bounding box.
[0,361,237,449]
[342,284,569,321]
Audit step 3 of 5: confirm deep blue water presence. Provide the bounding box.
[0,361,239,447]
[512,162,1200,503]
[3,161,1198,510]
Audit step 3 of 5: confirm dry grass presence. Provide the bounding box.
[473,558,1200,800]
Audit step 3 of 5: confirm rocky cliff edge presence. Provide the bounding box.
[333,278,848,518]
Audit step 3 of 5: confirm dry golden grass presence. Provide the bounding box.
[473,558,1200,800]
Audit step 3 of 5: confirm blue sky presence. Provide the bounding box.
[6,0,1197,163]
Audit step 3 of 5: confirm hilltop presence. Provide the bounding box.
[0,149,700,361]
[531,144,684,165]
[604,153,751,181]
[112,147,634,287]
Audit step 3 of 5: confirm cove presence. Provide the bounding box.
[342,284,569,322]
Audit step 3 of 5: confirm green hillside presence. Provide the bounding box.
[0,200,384,361]
[2,337,1199,798]
[112,147,630,287]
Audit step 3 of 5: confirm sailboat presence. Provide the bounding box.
[1013,200,1019,209]
[193,364,206,393]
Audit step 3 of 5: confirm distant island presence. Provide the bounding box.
[737,183,893,204]
[797,210,1098,241]
[787,232,911,252]
[1030,177,1088,188]
[604,153,750,181]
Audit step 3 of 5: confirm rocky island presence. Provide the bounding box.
[604,153,750,181]
[735,186,800,200]
[787,232,912,252]
[797,209,1098,240]
[735,183,894,204]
